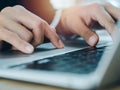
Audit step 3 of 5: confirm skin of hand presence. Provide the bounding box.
[0,5,64,54]
[19,0,120,46]
[57,2,120,46]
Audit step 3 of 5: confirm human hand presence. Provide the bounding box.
[0,5,64,54]
[58,2,120,46]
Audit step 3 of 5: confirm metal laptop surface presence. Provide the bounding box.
[0,29,119,90]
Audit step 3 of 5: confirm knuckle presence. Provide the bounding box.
[13,5,24,9]
[1,6,12,13]
[81,29,93,39]
[82,30,89,36]
[108,19,115,25]
[25,32,33,41]
[7,33,20,43]
[33,20,47,29]
[28,32,33,39]
[9,33,18,39]
[91,3,102,10]
[34,38,44,46]
[108,17,115,24]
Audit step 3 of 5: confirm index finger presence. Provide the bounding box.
[44,25,64,48]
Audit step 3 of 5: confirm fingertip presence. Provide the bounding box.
[24,44,34,54]
[46,27,64,48]
[58,40,64,48]
[87,34,99,46]
[52,39,64,49]
[12,43,34,54]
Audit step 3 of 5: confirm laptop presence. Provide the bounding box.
[0,21,120,90]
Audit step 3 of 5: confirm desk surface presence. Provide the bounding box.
[0,79,120,90]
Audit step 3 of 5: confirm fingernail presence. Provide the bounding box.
[58,40,64,48]
[88,35,97,46]
[25,45,34,53]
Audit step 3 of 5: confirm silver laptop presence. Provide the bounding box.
[0,21,120,90]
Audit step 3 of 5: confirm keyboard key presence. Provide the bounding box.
[24,46,106,74]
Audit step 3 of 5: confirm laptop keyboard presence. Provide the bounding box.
[22,46,106,74]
